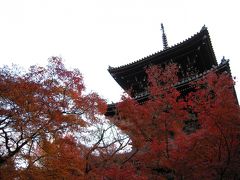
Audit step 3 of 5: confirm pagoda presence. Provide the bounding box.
[106,25,233,116]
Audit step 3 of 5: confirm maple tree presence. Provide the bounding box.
[172,71,240,179]
[112,64,188,179]
[0,57,107,178]
[111,64,240,179]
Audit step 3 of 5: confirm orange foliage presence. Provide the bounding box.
[0,57,106,178]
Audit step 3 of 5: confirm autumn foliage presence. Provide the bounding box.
[0,57,108,179]
[114,64,240,179]
[0,59,239,179]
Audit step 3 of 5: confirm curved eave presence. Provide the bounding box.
[105,61,231,117]
[108,27,216,75]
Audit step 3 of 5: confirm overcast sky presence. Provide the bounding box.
[0,0,239,103]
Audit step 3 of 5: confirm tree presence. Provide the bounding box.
[172,72,240,179]
[111,64,240,179]
[0,56,131,179]
[0,57,106,174]
[113,64,188,179]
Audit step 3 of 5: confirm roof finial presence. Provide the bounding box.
[201,24,207,31]
[161,23,168,50]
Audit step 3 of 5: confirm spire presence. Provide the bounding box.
[161,23,168,50]
[201,24,207,32]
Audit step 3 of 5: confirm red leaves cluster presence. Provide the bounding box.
[115,64,240,179]
[20,136,86,180]
[173,71,240,179]
[0,57,107,179]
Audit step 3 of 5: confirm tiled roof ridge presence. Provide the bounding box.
[108,27,209,71]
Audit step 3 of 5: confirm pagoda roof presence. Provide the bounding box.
[105,60,231,117]
[108,27,216,74]
[108,26,218,98]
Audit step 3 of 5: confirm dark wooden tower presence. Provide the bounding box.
[106,26,233,116]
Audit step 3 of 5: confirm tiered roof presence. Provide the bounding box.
[105,26,235,116]
[108,27,217,98]
[105,60,231,116]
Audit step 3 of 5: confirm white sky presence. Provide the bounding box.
[0,0,239,103]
